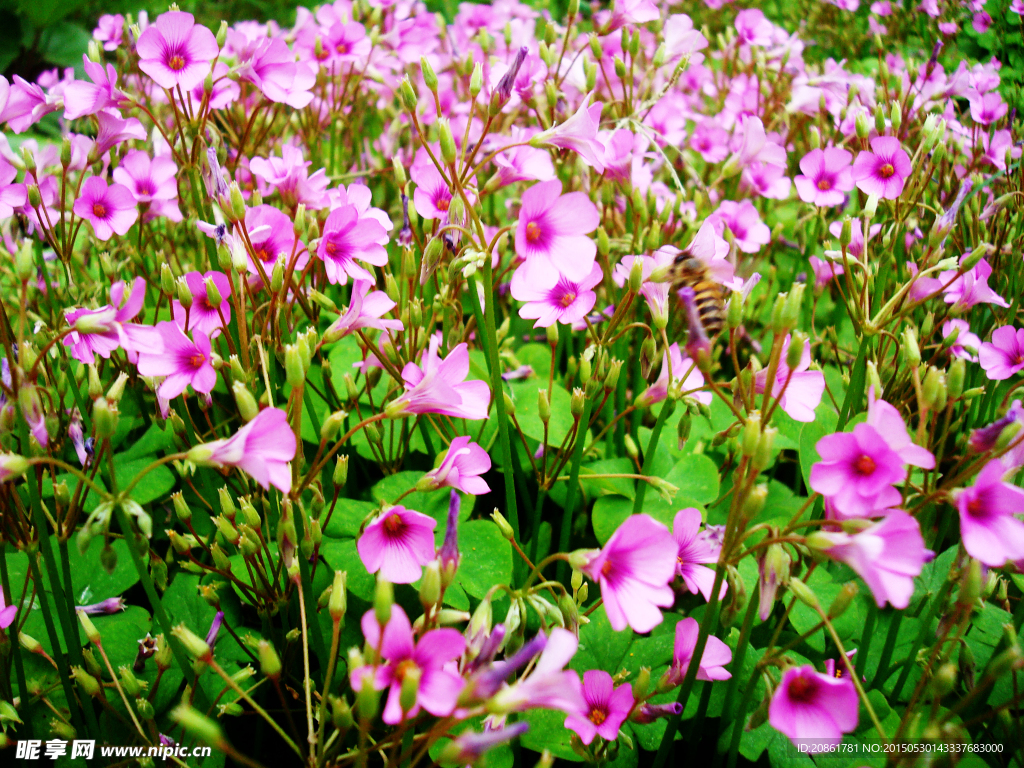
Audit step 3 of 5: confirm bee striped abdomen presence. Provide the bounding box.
[692,281,726,336]
[668,253,727,339]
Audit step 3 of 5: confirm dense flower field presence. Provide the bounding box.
[0,0,1023,766]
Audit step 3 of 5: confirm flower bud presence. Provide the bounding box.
[232,381,259,422]
[438,119,457,167]
[902,326,921,367]
[742,483,769,518]
[171,705,225,748]
[930,662,957,697]
[570,387,585,418]
[258,639,281,679]
[946,357,965,400]
[874,103,886,134]
[330,571,347,622]
[228,182,246,223]
[374,576,394,626]
[78,610,101,645]
[334,454,349,487]
[72,666,102,698]
[399,76,418,111]
[787,577,820,610]
[419,560,442,609]
[93,397,118,439]
[491,509,514,539]
[890,100,902,132]
[421,56,438,92]
[828,582,859,619]
[922,367,947,411]
[786,333,807,371]
[173,624,212,661]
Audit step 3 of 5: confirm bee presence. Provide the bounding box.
[668,255,726,337]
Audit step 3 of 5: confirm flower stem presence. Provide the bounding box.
[631,398,675,516]
[209,658,303,758]
[557,395,593,584]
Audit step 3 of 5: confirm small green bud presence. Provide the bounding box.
[874,103,887,134]
[902,326,921,367]
[228,182,246,222]
[786,333,807,371]
[375,575,394,626]
[741,483,768,518]
[232,381,259,422]
[930,662,957,697]
[787,577,820,610]
[321,410,347,442]
[491,509,515,540]
[171,705,224,748]
[421,56,438,92]
[78,610,101,645]
[258,640,281,679]
[890,100,902,132]
[741,413,761,457]
[329,571,347,622]
[470,63,483,98]
[828,582,859,619]
[119,665,142,697]
[172,624,212,661]
[72,666,102,698]
[284,344,305,389]
[438,119,457,167]
[93,397,118,439]
[420,560,442,608]
[921,367,947,410]
[570,387,585,418]
[334,455,350,487]
[399,76,418,111]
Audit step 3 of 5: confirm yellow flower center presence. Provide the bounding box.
[168,55,186,71]
[879,163,895,179]
[526,221,542,242]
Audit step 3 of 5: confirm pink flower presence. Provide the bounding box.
[530,97,606,172]
[63,58,130,120]
[980,326,1024,380]
[768,666,858,750]
[135,321,217,400]
[317,204,389,285]
[172,271,231,338]
[515,180,600,283]
[510,260,602,328]
[753,335,825,422]
[865,390,936,470]
[637,343,711,408]
[710,200,770,253]
[488,134,555,189]
[809,256,843,290]
[939,259,1008,311]
[943,319,981,362]
[243,205,307,286]
[136,11,219,91]
[410,163,452,221]
[418,436,491,496]
[671,508,724,602]
[355,606,465,724]
[972,11,992,33]
[968,89,1007,125]
[665,617,732,685]
[358,506,436,584]
[794,148,854,207]
[73,177,139,241]
[735,9,774,46]
[186,407,296,493]
[810,424,907,519]
[0,587,16,628]
[611,0,660,25]
[323,280,404,342]
[229,30,315,108]
[691,120,730,163]
[852,137,912,199]
[112,150,181,221]
[811,511,932,609]
[0,158,26,219]
[93,14,124,51]
[581,514,677,632]
[953,460,1024,566]
[63,278,147,364]
[488,629,586,714]
[249,146,328,210]
[93,110,147,157]
[386,339,490,420]
[827,219,879,259]
[564,670,634,745]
